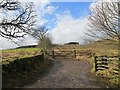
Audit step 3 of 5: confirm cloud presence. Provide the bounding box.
[31,1,58,26]
[44,5,58,15]
[19,0,119,2]
[0,37,18,50]
[0,35,37,50]
[49,12,89,44]
[16,35,38,46]
[18,0,49,3]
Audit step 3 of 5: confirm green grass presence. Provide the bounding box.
[2,47,41,64]
[2,47,40,53]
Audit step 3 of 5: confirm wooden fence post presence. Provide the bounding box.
[94,56,98,71]
[74,50,76,58]
[52,50,54,59]
[104,55,108,64]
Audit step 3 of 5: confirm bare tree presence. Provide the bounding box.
[0,0,36,40]
[32,26,52,51]
[87,1,120,41]
[38,35,52,51]
[32,26,48,41]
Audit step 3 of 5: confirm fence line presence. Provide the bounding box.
[45,49,93,58]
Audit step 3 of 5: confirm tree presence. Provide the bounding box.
[32,26,48,41]
[38,35,52,51]
[0,0,36,40]
[32,26,53,51]
[87,1,120,41]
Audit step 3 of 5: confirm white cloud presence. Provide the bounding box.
[16,35,38,46]
[32,1,58,26]
[44,5,58,15]
[0,35,37,50]
[18,0,49,3]
[49,13,89,44]
[0,37,18,50]
[19,0,119,2]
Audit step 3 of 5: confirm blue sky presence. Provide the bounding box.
[50,2,91,18]
[43,2,92,29]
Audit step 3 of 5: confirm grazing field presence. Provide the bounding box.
[52,39,118,62]
[53,39,118,56]
[2,47,41,64]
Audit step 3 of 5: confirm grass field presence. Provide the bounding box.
[53,39,118,56]
[2,47,41,64]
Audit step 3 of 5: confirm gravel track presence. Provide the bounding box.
[24,57,108,88]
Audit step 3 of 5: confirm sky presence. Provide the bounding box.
[0,1,93,50]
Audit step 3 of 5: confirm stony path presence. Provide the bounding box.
[24,57,107,88]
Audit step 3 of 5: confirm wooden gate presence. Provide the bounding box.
[46,50,77,58]
[94,55,119,75]
[94,55,108,71]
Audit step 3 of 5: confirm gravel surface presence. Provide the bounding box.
[24,57,108,88]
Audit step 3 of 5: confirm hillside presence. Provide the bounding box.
[53,39,118,56]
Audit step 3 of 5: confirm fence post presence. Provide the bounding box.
[74,50,76,58]
[104,55,108,64]
[52,50,54,59]
[94,56,98,71]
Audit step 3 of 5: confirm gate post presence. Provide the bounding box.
[94,56,98,71]
[74,50,76,58]
[52,50,54,59]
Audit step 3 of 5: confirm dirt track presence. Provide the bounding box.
[24,57,108,88]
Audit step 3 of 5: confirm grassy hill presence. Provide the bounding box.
[53,39,118,56]
[81,39,118,56]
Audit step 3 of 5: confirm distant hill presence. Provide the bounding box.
[16,45,38,49]
[65,42,79,45]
